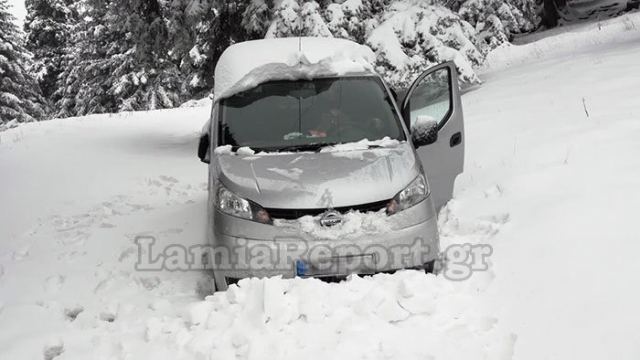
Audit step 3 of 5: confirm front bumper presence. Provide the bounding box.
[209,199,439,290]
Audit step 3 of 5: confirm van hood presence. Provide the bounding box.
[213,142,420,209]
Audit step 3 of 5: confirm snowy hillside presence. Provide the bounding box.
[2,12,640,360]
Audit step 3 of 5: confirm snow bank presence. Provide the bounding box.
[213,37,375,101]
[455,11,640,360]
[180,96,212,108]
[483,12,640,72]
[180,272,515,360]
[0,119,19,132]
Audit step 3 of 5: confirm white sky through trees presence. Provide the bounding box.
[7,0,26,25]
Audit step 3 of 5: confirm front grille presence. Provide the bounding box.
[265,199,390,220]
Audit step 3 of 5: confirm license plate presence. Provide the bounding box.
[296,254,376,277]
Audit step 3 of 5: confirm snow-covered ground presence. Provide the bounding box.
[1,12,640,360]
[460,12,640,360]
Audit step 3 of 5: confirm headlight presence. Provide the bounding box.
[216,185,272,224]
[386,175,429,215]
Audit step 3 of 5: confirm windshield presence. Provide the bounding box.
[219,77,405,152]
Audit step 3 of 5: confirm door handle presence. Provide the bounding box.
[450,132,462,147]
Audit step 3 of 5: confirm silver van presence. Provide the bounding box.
[198,38,464,291]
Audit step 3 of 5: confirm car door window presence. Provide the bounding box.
[408,68,452,128]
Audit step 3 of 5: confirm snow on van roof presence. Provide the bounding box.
[213,37,376,101]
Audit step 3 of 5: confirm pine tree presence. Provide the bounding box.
[366,0,485,88]
[326,0,389,43]
[187,0,252,95]
[0,0,46,124]
[55,0,187,117]
[265,0,303,37]
[24,0,78,102]
[163,0,214,95]
[242,0,273,38]
[452,0,538,48]
[300,1,332,37]
[265,0,331,38]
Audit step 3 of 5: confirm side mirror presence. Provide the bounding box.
[411,115,438,148]
[198,133,210,164]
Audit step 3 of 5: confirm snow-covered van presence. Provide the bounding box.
[198,37,464,291]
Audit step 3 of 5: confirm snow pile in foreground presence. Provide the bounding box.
[213,37,375,101]
[179,272,514,360]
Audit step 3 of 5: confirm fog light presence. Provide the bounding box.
[255,209,272,224]
[386,199,399,215]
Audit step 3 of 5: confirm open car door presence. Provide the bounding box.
[401,61,464,211]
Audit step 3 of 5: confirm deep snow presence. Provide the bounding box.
[1,11,640,360]
[457,12,640,360]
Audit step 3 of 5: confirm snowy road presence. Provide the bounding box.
[1,13,640,360]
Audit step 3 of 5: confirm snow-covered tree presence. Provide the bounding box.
[0,0,47,124]
[24,0,78,101]
[266,0,332,38]
[42,0,541,119]
[242,0,273,37]
[300,1,332,37]
[265,0,301,37]
[186,0,252,95]
[246,0,488,87]
[451,0,538,48]
[163,0,214,94]
[55,0,187,117]
[366,0,485,88]
[325,0,390,43]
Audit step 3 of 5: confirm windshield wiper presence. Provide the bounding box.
[276,142,338,152]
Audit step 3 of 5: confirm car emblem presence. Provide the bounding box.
[320,210,343,227]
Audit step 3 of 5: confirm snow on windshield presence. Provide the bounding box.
[219,77,404,152]
[213,37,376,101]
[212,137,401,158]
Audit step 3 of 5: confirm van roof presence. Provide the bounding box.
[213,37,377,101]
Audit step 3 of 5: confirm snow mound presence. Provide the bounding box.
[484,12,640,72]
[180,271,515,359]
[180,97,212,108]
[214,37,376,101]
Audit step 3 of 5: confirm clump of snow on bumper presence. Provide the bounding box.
[274,209,393,240]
